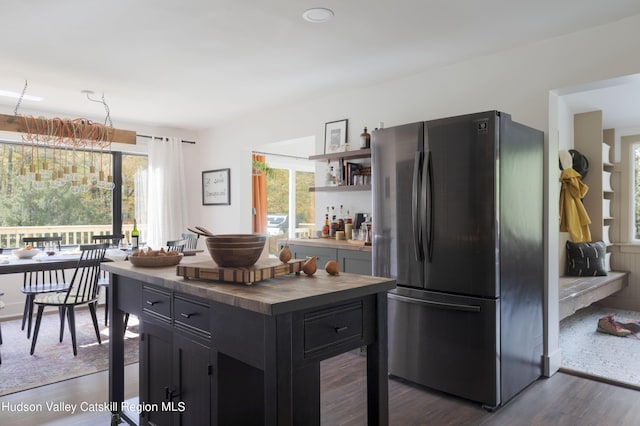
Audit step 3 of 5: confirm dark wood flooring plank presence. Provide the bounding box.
[1,352,639,425]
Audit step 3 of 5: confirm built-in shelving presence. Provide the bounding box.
[309,184,371,192]
[309,148,371,162]
[574,111,616,270]
[309,148,371,192]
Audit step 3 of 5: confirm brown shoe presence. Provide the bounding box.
[597,314,632,337]
[618,320,640,334]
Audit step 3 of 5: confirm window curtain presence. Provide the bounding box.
[147,137,188,247]
[252,153,267,234]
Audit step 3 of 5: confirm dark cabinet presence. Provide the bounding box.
[140,322,173,426]
[140,293,214,426]
[108,265,394,426]
[172,334,214,426]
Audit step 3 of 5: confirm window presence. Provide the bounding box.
[265,168,315,236]
[632,141,640,239]
[619,134,640,243]
[0,140,148,247]
[121,153,148,242]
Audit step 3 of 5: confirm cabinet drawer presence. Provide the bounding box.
[174,296,211,336]
[142,286,171,321]
[304,301,363,356]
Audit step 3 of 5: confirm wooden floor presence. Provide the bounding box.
[1,352,639,425]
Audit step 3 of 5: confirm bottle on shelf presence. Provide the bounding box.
[344,210,353,240]
[325,160,333,186]
[131,218,140,250]
[330,215,340,238]
[338,205,345,232]
[322,213,330,238]
[360,126,371,149]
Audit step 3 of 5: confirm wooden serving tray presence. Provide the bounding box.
[176,258,306,285]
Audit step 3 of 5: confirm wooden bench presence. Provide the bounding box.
[559,271,629,320]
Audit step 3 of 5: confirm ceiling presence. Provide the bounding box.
[1,1,640,131]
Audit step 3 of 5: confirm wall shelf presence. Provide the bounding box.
[309,148,371,192]
[309,184,371,192]
[309,148,371,162]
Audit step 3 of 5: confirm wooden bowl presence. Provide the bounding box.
[206,241,266,249]
[130,254,183,267]
[206,245,265,267]
[206,234,266,244]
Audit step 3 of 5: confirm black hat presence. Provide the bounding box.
[569,149,589,178]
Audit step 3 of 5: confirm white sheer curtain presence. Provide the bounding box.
[146,137,188,248]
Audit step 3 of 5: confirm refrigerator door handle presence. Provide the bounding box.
[388,293,481,313]
[412,151,424,261]
[425,151,434,261]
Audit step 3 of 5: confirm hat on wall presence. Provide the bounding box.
[569,149,589,178]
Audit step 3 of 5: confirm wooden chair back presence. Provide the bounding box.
[23,236,62,250]
[63,243,108,305]
[167,239,186,253]
[91,234,124,247]
[181,232,199,250]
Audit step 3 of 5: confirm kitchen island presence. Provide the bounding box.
[103,253,395,426]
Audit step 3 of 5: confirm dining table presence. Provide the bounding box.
[0,248,129,275]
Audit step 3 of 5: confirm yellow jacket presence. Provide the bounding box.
[559,168,591,243]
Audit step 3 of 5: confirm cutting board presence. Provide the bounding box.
[176,258,306,285]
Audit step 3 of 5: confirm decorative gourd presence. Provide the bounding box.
[279,244,292,263]
[325,260,339,275]
[302,256,317,275]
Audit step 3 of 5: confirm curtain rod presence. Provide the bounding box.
[137,134,196,144]
[252,150,308,160]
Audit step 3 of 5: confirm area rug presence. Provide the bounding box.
[559,305,640,388]
[0,309,139,396]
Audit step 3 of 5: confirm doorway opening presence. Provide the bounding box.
[552,73,640,387]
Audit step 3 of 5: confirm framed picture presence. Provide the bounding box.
[324,119,348,153]
[202,168,230,205]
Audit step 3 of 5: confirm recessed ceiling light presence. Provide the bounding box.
[0,89,43,102]
[302,8,334,23]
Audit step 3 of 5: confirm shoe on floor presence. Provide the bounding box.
[618,320,640,334]
[597,314,632,337]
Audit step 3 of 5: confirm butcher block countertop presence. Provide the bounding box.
[281,237,372,252]
[102,253,394,316]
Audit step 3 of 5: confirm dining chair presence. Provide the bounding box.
[20,236,68,338]
[30,243,109,356]
[91,234,125,326]
[22,236,63,251]
[166,239,186,253]
[91,234,125,247]
[181,232,199,250]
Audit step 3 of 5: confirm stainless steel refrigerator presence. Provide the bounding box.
[372,111,544,409]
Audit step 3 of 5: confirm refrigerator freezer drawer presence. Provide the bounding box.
[388,288,500,407]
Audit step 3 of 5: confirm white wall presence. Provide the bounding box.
[183,14,640,377]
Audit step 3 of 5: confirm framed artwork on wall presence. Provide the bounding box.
[324,119,348,153]
[202,168,230,205]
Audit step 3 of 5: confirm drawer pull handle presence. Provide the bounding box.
[334,326,348,333]
[180,313,194,319]
[145,300,158,306]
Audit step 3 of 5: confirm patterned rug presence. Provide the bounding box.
[559,305,640,387]
[0,308,139,396]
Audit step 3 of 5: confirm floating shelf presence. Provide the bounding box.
[309,184,371,192]
[309,148,371,162]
